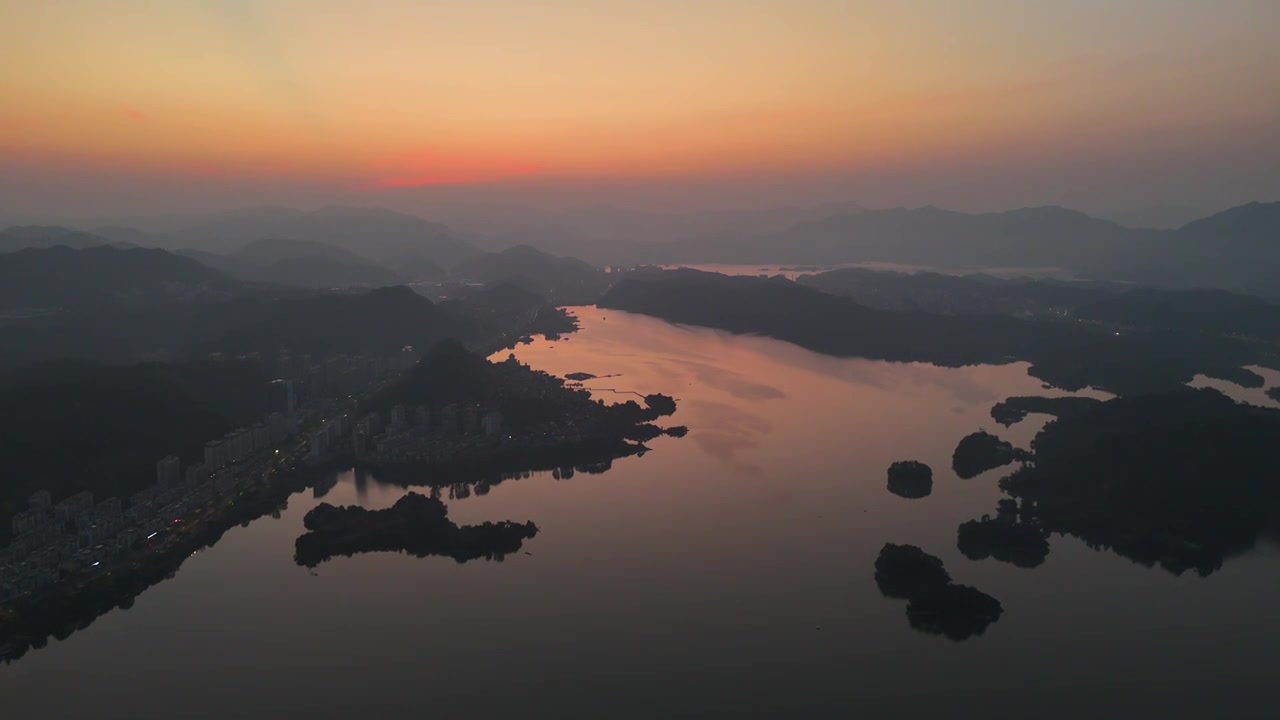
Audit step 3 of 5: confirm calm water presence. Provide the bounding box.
[658,262,1075,280]
[3,308,1278,719]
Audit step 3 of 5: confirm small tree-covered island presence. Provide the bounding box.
[886,461,933,499]
[874,543,1003,641]
[294,492,538,567]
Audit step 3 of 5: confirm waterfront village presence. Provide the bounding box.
[0,399,299,606]
[0,346,415,607]
[0,348,636,609]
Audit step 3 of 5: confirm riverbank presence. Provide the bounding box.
[0,461,334,662]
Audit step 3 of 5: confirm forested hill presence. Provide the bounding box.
[598,269,1273,395]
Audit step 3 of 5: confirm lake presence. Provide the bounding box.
[657,262,1076,280]
[2,307,1277,719]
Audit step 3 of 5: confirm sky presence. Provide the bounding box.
[2,0,1278,225]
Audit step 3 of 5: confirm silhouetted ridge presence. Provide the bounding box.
[0,226,124,252]
[0,245,240,308]
[634,201,1280,294]
[452,244,609,304]
[599,270,1276,395]
[1177,201,1280,244]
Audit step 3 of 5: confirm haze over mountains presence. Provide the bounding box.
[0,245,241,309]
[175,238,417,290]
[0,226,136,253]
[636,202,1280,293]
[5,198,1278,295]
[94,205,481,268]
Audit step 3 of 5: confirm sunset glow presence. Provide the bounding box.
[2,0,1278,216]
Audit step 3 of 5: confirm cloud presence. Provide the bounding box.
[123,107,148,122]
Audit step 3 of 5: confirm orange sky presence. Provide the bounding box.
[1,0,1278,213]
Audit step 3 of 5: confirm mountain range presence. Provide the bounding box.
[631,201,1280,295]
[117,205,482,269]
[7,200,1278,295]
[0,226,134,253]
[450,244,609,305]
[0,245,242,309]
[175,237,417,289]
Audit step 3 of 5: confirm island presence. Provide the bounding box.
[981,387,1280,575]
[989,396,1101,426]
[1269,387,1280,403]
[951,431,1025,479]
[873,543,1003,641]
[886,461,933,499]
[293,492,538,568]
[905,584,1004,641]
[874,543,950,598]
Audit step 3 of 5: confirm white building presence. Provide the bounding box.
[156,455,181,488]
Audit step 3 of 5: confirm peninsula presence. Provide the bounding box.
[598,269,1277,396]
[352,341,682,488]
[951,431,1024,479]
[989,396,1101,426]
[977,387,1280,575]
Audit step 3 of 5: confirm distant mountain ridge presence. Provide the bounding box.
[164,205,481,269]
[178,237,411,289]
[599,269,1274,395]
[451,244,609,304]
[638,205,1153,267]
[0,226,132,252]
[0,245,241,308]
[1175,201,1280,247]
[633,201,1279,295]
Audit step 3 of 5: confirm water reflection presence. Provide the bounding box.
[684,399,771,472]
[672,358,787,400]
[1188,365,1280,409]
[3,307,1278,719]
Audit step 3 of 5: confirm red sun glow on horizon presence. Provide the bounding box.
[357,151,543,189]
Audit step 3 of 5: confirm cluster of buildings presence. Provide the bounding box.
[352,403,506,465]
[302,400,506,466]
[2,489,143,603]
[1,387,301,607]
[270,348,419,406]
[1,350,588,608]
[201,411,292,473]
[339,356,616,468]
